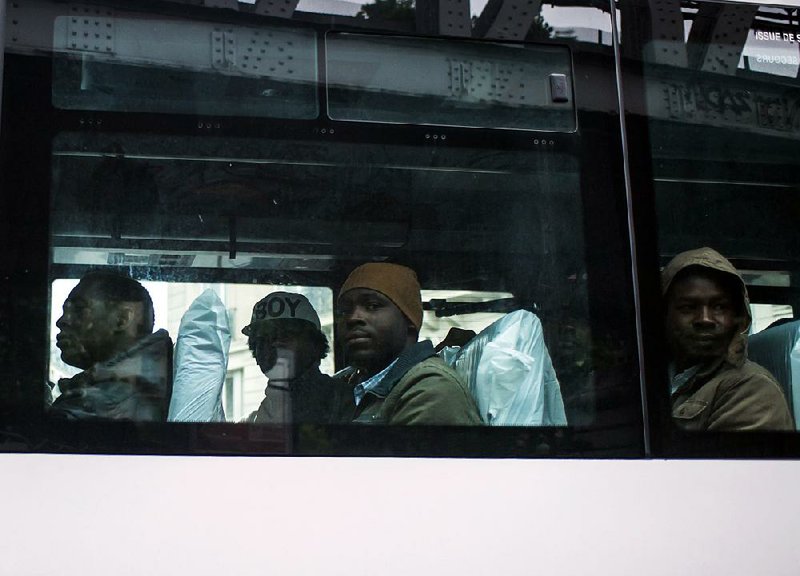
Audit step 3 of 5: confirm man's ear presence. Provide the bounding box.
[113,302,138,333]
[406,321,419,343]
[738,315,751,335]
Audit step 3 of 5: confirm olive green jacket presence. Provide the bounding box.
[663,247,793,431]
[340,341,482,425]
[671,358,793,431]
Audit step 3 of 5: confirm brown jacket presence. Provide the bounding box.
[663,248,793,431]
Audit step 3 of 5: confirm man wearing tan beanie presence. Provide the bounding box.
[336,262,481,425]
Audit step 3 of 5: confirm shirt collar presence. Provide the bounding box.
[669,363,701,396]
[353,359,398,406]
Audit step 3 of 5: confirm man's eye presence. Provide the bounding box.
[365,301,382,310]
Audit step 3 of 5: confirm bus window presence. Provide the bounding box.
[4,0,642,457]
[419,289,514,344]
[623,0,800,448]
[325,33,575,131]
[51,15,319,118]
[48,282,513,419]
[49,279,334,420]
[750,304,794,335]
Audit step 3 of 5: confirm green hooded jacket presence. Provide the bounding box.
[662,247,793,431]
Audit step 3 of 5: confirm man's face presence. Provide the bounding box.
[337,288,413,375]
[253,325,318,382]
[666,272,741,371]
[55,281,119,369]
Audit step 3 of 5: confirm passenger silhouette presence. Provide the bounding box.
[51,271,172,420]
[242,291,338,424]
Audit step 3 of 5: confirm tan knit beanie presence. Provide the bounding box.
[338,263,423,331]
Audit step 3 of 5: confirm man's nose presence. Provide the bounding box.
[695,306,716,326]
[343,306,365,325]
[55,314,66,329]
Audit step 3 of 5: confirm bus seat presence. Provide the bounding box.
[440,310,567,426]
[747,319,800,425]
[168,289,230,422]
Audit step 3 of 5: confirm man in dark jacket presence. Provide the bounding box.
[663,247,793,431]
[336,263,481,425]
[242,291,338,424]
[51,271,172,421]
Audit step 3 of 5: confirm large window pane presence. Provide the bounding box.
[52,16,318,118]
[326,33,575,131]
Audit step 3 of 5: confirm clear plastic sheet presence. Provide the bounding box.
[168,289,231,422]
[441,310,567,426]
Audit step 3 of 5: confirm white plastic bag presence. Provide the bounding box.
[443,310,567,426]
[169,289,231,422]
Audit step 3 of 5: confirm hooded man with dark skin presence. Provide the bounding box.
[335,263,481,425]
[663,247,793,431]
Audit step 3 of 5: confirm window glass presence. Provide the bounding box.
[49,281,512,415]
[3,0,642,457]
[750,303,794,334]
[420,289,514,344]
[628,0,800,443]
[47,125,624,434]
[52,15,318,118]
[50,279,334,420]
[326,33,575,131]
[223,370,245,421]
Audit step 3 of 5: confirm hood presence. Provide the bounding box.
[662,247,751,368]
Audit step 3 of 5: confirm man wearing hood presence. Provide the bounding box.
[662,247,793,431]
[51,271,173,420]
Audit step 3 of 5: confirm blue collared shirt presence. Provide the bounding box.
[353,359,398,406]
[669,364,701,396]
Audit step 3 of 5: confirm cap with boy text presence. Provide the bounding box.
[241,291,321,336]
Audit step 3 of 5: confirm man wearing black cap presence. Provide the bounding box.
[336,263,481,425]
[242,291,337,424]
